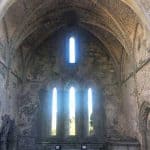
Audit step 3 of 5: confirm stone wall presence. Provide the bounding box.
[16,29,123,149]
[0,0,149,149]
[120,23,150,149]
[0,50,21,125]
[0,47,21,150]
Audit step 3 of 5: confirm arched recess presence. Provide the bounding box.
[22,24,123,83]
[0,0,149,89]
[9,5,131,54]
[83,79,105,138]
[139,101,150,150]
[1,0,149,66]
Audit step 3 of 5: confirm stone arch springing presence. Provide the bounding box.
[139,101,150,150]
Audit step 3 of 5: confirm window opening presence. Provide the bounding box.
[69,37,76,63]
[51,87,57,136]
[88,88,94,135]
[69,87,76,135]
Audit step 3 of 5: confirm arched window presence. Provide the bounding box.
[46,83,101,137]
[69,87,76,135]
[69,36,76,63]
[88,88,94,136]
[39,33,103,144]
[51,87,58,136]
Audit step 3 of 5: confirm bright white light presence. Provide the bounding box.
[88,88,93,117]
[69,37,76,63]
[51,87,57,136]
[88,88,93,135]
[69,87,76,135]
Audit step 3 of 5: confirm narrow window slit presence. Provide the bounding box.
[69,37,76,63]
[88,88,94,135]
[51,87,57,136]
[69,87,76,135]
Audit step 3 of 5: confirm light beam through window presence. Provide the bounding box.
[69,87,76,135]
[51,87,57,136]
[69,37,76,63]
[88,88,94,135]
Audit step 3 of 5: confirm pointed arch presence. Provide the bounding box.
[139,101,150,150]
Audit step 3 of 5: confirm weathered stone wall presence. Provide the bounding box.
[0,0,149,149]
[0,49,21,150]
[0,11,23,126]
[0,30,22,150]
[0,51,21,124]
[120,23,150,149]
[16,29,123,149]
[120,63,150,150]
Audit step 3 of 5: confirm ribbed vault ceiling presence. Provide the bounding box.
[0,0,150,77]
